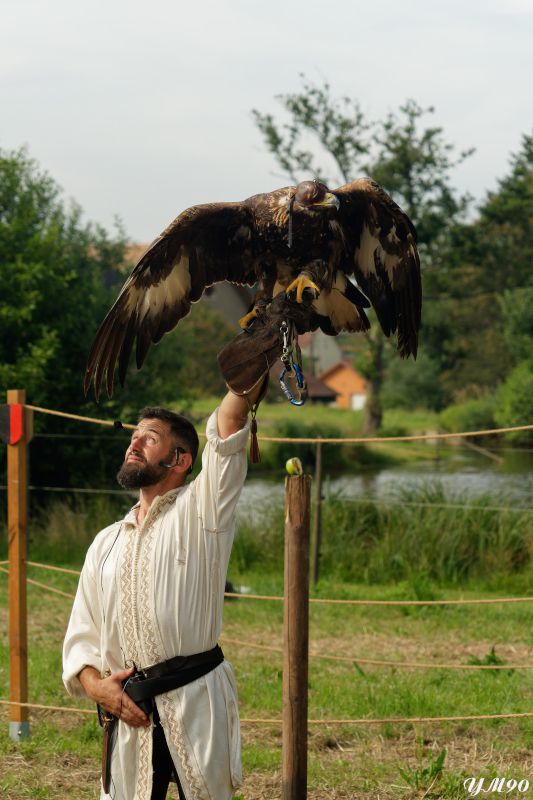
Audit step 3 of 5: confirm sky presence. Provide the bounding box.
[2,0,532,243]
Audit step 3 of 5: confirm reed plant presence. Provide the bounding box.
[1,482,531,590]
[232,483,533,587]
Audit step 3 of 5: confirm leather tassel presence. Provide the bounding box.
[250,414,260,463]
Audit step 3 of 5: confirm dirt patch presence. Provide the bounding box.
[225,630,533,667]
[1,719,532,799]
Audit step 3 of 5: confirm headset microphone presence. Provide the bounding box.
[159,447,186,469]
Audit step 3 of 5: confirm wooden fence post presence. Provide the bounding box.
[7,389,32,740]
[311,442,323,586]
[283,474,311,800]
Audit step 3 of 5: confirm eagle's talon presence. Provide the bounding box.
[239,308,259,329]
[285,276,320,303]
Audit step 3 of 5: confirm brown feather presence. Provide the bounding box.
[85,178,421,397]
[334,178,421,357]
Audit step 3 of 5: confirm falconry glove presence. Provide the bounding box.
[217,292,314,462]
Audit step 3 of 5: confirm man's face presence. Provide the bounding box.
[116,418,177,489]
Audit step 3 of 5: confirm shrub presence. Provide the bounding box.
[495,362,533,443]
[440,395,497,434]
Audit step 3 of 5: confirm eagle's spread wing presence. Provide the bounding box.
[334,178,422,357]
[85,202,256,399]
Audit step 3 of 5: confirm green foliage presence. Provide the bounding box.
[253,80,533,418]
[398,748,447,792]
[230,483,533,585]
[383,350,445,411]
[370,100,473,259]
[257,418,350,472]
[252,77,476,427]
[434,134,533,397]
[0,146,124,408]
[0,146,236,490]
[467,646,510,671]
[495,362,533,443]
[440,395,497,434]
[252,74,371,184]
[500,286,533,364]
[26,495,130,563]
[474,133,533,295]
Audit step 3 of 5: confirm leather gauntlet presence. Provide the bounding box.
[217,293,314,462]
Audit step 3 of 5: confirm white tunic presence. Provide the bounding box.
[63,409,250,800]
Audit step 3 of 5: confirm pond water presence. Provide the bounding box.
[240,446,533,511]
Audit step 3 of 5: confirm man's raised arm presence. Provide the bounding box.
[217,382,267,439]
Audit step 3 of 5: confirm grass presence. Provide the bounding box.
[3,553,533,798]
[233,482,533,587]
[188,397,444,472]
[1,478,533,798]
[4,481,533,586]
[189,396,440,435]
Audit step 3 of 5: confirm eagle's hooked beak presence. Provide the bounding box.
[312,192,340,210]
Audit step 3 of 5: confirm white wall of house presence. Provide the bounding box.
[351,393,367,411]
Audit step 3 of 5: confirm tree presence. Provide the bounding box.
[0,147,124,409]
[500,287,533,364]
[496,362,533,444]
[0,148,234,490]
[432,133,533,399]
[253,79,472,429]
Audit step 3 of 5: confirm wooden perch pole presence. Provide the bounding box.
[7,389,33,740]
[311,442,323,585]
[283,474,311,800]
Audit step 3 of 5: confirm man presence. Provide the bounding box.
[63,387,260,800]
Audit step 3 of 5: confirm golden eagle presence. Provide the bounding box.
[85,178,421,399]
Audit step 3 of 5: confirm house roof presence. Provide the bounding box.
[319,359,357,381]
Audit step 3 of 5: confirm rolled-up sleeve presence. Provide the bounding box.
[62,550,102,697]
[193,408,250,532]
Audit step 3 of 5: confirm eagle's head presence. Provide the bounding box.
[293,180,340,211]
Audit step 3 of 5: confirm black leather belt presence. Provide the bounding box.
[143,644,224,680]
[98,644,224,793]
[124,644,224,710]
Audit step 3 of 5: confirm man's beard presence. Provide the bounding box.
[116,459,167,489]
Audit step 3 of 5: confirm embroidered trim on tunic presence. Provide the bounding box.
[135,726,153,800]
[119,528,140,665]
[119,521,154,800]
[118,491,205,800]
[138,521,160,666]
[161,693,205,800]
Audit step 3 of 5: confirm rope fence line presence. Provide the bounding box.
[256,427,533,444]
[21,403,533,444]
[24,405,134,430]
[2,567,529,670]
[0,700,94,716]
[0,485,136,496]
[226,591,533,606]
[221,636,533,671]
[27,561,83,576]
[2,699,533,726]
[0,566,75,599]
[24,431,533,456]
[6,561,533,607]
[2,484,532,515]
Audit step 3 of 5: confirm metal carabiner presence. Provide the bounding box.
[279,361,308,406]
